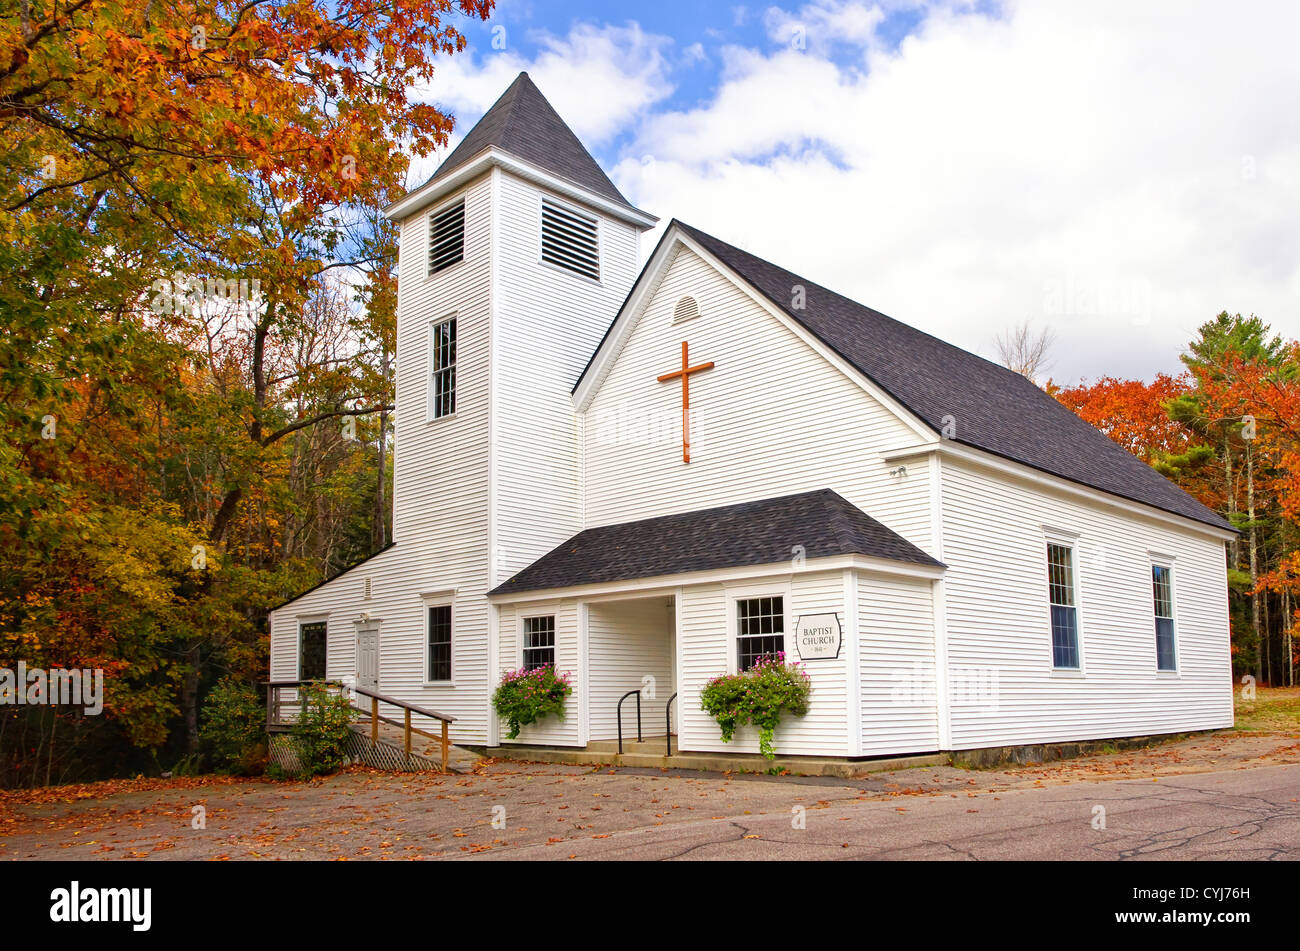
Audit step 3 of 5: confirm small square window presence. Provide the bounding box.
[522,616,556,671]
[737,596,784,671]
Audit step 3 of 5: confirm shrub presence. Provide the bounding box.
[492,664,572,740]
[290,682,356,777]
[699,653,812,760]
[199,678,267,775]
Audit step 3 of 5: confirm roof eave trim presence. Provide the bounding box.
[882,440,1237,540]
[267,542,397,615]
[487,552,945,604]
[572,226,683,408]
[575,224,936,447]
[383,148,658,228]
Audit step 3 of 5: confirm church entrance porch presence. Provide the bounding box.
[583,595,677,751]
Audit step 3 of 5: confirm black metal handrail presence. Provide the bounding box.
[616,689,643,754]
[664,692,678,757]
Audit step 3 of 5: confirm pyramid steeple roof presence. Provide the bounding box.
[428,72,637,211]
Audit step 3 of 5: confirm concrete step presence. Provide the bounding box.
[483,743,948,778]
[585,736,677,756]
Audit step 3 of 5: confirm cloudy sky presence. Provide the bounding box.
[410,0,1299,384]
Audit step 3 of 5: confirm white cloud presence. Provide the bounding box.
[682,42,708,66]
[763,0,886,52]
[407,22,674,188]
[613,0,1300,382]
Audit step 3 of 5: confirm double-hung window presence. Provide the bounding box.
[299,621,327,681]
[1047,543,1080,669]
[429,317,456,419]
[522,616,556,670]
[1152,564,1177,671]
[737,596,784,671]
[427,605,452,682]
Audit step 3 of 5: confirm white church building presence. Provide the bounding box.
[269,73,1236,761]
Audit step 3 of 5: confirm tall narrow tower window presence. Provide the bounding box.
[428,200,465,276]
[429,317,456,419]
[540,199,599,281]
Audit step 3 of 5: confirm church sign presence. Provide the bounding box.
[794,614,842,660]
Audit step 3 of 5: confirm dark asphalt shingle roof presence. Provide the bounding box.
[270,543,396,612]
[489,489,943,596]
[669,221,1232,532]
[424,72,637,211]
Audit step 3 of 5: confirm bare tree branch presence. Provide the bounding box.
[995,320,1056,383]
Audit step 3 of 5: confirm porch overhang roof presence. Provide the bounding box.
[487,489,944,602]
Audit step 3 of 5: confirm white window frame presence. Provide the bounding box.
[425,195,466,280]
[1043,529,1085,675]
[536,194,602,285]
[519,613,558,671]
[296,615,330,681]
[1150,556,1179,675]
[427,314,457,422]
[725,581,792,674]
[422,599,454,686]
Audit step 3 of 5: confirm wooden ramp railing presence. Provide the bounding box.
[265,680,457,772]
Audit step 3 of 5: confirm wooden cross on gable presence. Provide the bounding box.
[656,341,714,464]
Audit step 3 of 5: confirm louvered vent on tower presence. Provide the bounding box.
[673,295,700,323]
[428,200,465,276]
[541,199,599,281]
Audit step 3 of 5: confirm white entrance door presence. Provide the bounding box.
[355,625,379,694]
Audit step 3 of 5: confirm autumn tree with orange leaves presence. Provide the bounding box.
[1057,314,1299,686]
[0,0,493,785]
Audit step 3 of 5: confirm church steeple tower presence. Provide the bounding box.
[427,72,642,213]
[376,73,655,743]
[386,71,656,229]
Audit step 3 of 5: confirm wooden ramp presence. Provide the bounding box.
[347,721,482,773]
[265,680,480,775]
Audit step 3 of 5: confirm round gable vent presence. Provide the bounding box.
[673,295,700,323]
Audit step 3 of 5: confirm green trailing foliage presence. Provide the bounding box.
[492,665,573,740]
[700,653,812,760]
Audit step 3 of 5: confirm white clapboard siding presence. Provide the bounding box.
[677,570,852,756]
[270,128,1238,764]
[939,455,1234,749]
[269,167,646,747]
[491,172,642,585]
[586,597,676,741]
[269,173,497,743]
[859,572,941,754]
[267,548,399,685]
[580,246,934,554]
[496,601,582,746]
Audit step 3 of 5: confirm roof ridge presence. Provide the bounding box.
[578,487,835,537]
[493,71,531,152]
[664,219,1230,533]
[489,488,942,596]
[672,218,1027,387]
[421,71,640,212]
